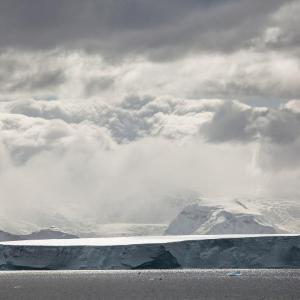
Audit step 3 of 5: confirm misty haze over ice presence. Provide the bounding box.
[1,0,300,236]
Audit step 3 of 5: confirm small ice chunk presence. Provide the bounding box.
[227,271,242,277]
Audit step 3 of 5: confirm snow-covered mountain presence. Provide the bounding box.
[1,235,300,270]
[1,193,298,237]
[0,229,78,242]
[165,203,283,235]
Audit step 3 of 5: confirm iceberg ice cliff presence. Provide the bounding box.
[0,235,300,270]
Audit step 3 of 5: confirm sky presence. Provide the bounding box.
[0,0,300,231]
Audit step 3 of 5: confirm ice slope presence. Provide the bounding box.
[25,229,78,240]
[0,231,21,242]
[1,234,300,270]
[0,229,78,242]
[84,223,167,237]
[165,203,281,235]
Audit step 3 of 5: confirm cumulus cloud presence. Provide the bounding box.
[0,112,113,164]
[3,96,300,172]
[2,96,220,144]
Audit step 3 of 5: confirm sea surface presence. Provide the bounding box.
[0,269,299,300]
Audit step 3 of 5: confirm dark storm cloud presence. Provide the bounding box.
[0,66,66,93]
[201,101,260,142]
[85,76,115,97]
[201,101,300,146]
[0,0,292,59]
[9,69,66,92]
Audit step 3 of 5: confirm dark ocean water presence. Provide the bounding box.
[0,269,299,300]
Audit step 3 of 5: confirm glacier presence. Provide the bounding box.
[1,234,300,270]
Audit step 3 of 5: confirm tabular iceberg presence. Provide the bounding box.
[1,235,300,270]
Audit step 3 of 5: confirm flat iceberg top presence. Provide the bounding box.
[0,234,299,247]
